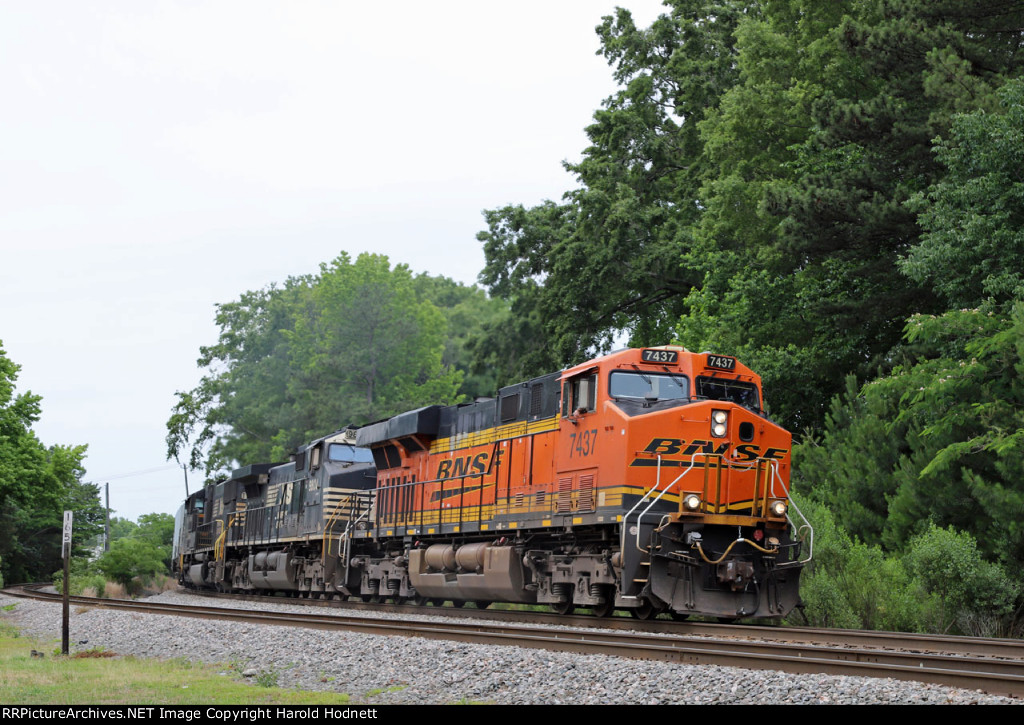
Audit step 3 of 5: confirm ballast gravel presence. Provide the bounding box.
[1,590,1018,705]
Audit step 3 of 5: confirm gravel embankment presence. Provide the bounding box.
[1,590,1018,705]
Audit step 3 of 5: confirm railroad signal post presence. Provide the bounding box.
[61,510,72,656]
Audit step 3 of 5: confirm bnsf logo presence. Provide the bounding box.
[641,438,788,462]
[435,449,505,481]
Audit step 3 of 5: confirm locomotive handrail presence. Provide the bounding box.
[793,520,814,564]
[375,448,512,531]
[338,493,375,588]
[624,453,813,564]
[213,515,236,563]
[761,460,813,565]
[782,493,814,566]
[623,454,700,555]
[322,490,374,567]
[237,503,283,546]
[323,493,354,553]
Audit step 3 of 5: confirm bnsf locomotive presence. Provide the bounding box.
[173,346,812,620]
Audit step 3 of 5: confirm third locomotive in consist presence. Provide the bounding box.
[174,345,812,620]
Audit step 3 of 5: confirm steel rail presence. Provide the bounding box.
[177,586,1024,660]
[5,585,1024,698]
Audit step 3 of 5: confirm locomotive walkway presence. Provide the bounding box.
[6,584,1024,699]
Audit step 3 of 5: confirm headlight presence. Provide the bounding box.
[770,500,788,517]
[711,409,728,438]
[682,494,702,512]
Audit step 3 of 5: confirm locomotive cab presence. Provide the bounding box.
[594,346,810,619]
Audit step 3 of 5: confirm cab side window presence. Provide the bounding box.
[562,372,597,416]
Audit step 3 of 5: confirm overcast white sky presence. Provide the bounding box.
[0,1,666,521]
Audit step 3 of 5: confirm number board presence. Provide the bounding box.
[640,349,678,364]
[706,354,737,371]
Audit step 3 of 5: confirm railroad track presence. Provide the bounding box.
[5,584,1024,698]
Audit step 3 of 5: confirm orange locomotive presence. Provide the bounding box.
[352,345,812,620]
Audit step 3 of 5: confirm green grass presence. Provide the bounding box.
[365,685,406,697]
[0,622,353,705]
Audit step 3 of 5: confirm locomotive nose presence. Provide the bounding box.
[709,404,762,446]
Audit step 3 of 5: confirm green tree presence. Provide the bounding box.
[286,253,462,439]
[678,0,1024,431]
[412,273,509,399]
[906,524,1019,635]
[167,253,463,476]
[0,343,56,511]
[901,78,1024,307]
[798,305,1024,569]
[134,512,175,569]
[166,277,314,473]
[479,0,1024,431]
[0,342,95,584]
[95,537,167,593]
[797,76,1024,571]
[477,1,753,375]
[108,516,139,542]
[1,473,102,586]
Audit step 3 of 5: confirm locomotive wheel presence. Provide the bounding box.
[470,601,492,609]
[410,595,429,606]
[450,600,465,608]
[550,601,575,616]
[591,599,615,618]
[629,600,660,620]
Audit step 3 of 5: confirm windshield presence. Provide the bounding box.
[328,443,374,464]
[695,376,760,412]
[609,371,690,401]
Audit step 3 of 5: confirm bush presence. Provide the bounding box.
[788,495,939,632]
[906,523,1021,635]
[94,538,167,595]
[52,566,108,598]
